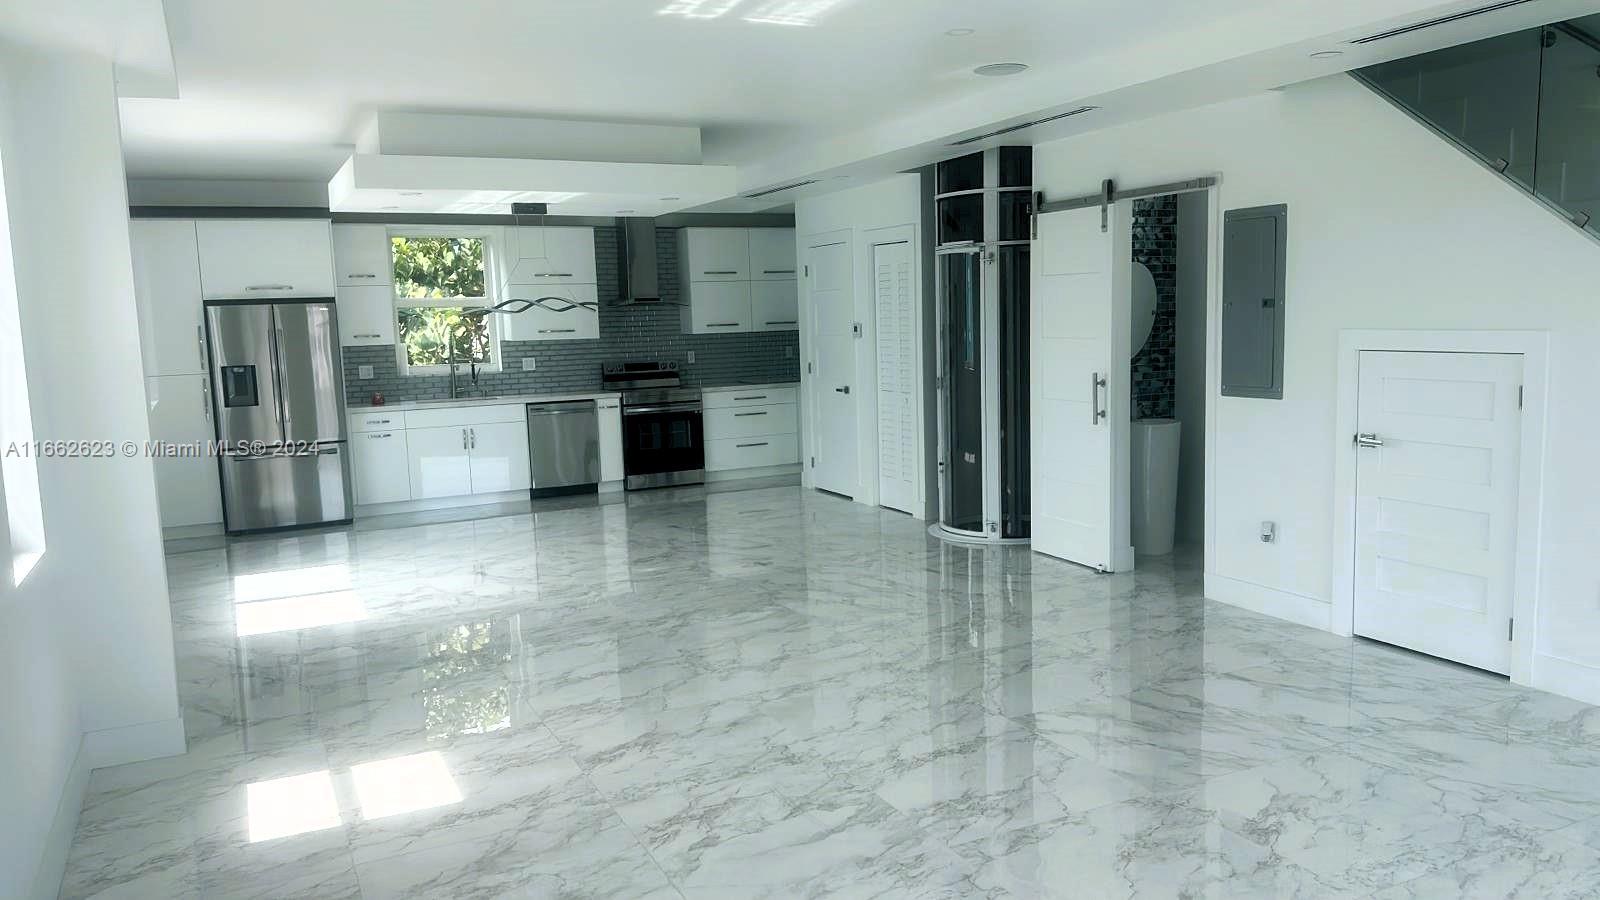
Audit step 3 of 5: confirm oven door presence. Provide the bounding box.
[622,402,705,488]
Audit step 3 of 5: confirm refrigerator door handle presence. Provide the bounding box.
[273,323,292,431]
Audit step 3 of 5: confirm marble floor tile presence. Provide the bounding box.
[60,485,1600,898]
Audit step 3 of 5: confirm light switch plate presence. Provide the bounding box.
[357,365,374,380]
[521,357,537,371]
[687,351,696,364]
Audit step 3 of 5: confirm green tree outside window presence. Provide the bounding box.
[390,236,492,368]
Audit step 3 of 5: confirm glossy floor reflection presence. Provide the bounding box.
[63,486,1600,898]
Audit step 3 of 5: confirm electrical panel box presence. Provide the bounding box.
[1221,204,1287,399]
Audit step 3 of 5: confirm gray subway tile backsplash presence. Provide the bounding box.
[343,227,800,405]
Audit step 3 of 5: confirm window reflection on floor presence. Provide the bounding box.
[245,771,341,842]
[350,752,463,820]
[423,621,515,739]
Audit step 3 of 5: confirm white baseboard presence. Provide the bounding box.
[706,464,801,483]
[82,716,186,770]
[1531,653,1600,707]
[1206,572,1332,632]
[162,522,223,540]
[29,740,92,900]
[354,489,530,518]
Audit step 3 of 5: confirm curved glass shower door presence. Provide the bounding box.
[942,250,985,534]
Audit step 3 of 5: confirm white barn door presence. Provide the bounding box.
[873,239,918,515]
[1030,204,1132,572]
[1354,350,1523,674]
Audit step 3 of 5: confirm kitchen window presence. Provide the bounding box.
[390,230,501,375]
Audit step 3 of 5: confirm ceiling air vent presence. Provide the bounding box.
[743,179,820,199]
[1351,0,1539,44]
[948,106,1099,146]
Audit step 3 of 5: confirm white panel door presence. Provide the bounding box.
[407,425,474,499]
[1030,204,1132,571]
[808,240,857,497]
[130,219,207,377]
[873,240,917,515]
[195,220,335,298]
[1354,350,1523,674]
[468,421,531,493]
[145,374,223,527]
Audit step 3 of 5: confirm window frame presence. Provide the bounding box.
[388,226,503,377]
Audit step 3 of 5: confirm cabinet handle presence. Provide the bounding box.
[703,270,738,275]
[368,418,391,425]
[734,411,767,417]
[462,428,468,450]
[762,269,796,274]
[763,320,797,326]
[369,432,391,439]
[470,427,476,449]
[354,333,382,339]
[533,273,574,278]
[733,395,766,401]
[736,442,769,448]
[346,273,378,279]
[707,322,739,328]
[196,325,206,368]
[246,284,293,291]
[201,377,211,421]
[537,329,577,334]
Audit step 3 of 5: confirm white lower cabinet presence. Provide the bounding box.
[700,386,800,473]
[146,374,223,528]
[597,400,624,483]
[466,421,531,493]
[351,430,410,505]
[406,425,475,499]
[705,436,799,471]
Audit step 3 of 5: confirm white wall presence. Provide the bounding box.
[1033,74,1600,703]
[0,39,183,899]
[793,175,925,513]
[1174,191,1208,545]
[126,177,329,207]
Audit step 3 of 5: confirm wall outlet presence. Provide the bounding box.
[1260,521,1276,543]
[687,351,696,364]
[521,357,536,371]
[357,364,374,380]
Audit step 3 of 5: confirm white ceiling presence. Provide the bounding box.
[116,0,1600,203]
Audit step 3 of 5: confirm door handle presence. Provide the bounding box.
[1091,373,1107,424]
[201,376,211,421]
[1355,433,1385,448]
[275,327,291,429]
[835,386,851,394]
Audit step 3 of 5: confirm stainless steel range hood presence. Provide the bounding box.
[617,217,666,305]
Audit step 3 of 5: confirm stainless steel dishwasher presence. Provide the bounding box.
[525,401,600,497]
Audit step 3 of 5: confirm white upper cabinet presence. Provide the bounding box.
[502,283,600,341]
[750,280,799,332]
[503,226,596,285]
[681,281,752,334]
[336,284,397,346]
[195,219,336,298]
[130,219,207,377]
[679,228,749,281]
[331,224,393,285]
[748,229,798,281]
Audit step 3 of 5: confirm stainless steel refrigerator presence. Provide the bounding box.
[205,298,353,533]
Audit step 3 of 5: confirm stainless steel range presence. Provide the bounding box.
[602,362,705,490]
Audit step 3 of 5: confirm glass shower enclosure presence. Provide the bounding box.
[933,147,1032,543]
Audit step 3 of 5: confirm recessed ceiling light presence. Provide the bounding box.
[973,62,1029,77]
[945,28,974,36]
[1310,50,1345,60]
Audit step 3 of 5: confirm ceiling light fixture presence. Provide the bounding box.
[1310,50,1345,60]
[945,28,974,36]
[973,62,1029,77]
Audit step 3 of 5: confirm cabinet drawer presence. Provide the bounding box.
[350,410,403,433]
[403,403,527,429]
[704,403,797,441]
[703,386,798,409]
[705,435,799,472]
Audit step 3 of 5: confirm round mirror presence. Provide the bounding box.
[1131,262,1158,358]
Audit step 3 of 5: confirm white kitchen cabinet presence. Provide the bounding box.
[704,436,800,471]
[130,219,207,377]
[501,283,600,341]
[748,229,798,281]
[406,425,474,499]
[597,399,624,483]
[466,421,531,493]
[336,285,397,346]
[750,280,799,332]
[145,374,223,527]
[681,281,752,334]
[349,410,403,433]
[704,403,799,440]
[351,430,410,505]
[679,228,749,281]
[331,224,393,285]
[701,385,800,474]
[503,226,596,285]
[195,219,336,298]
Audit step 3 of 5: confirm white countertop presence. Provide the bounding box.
[700,381,800,392]
[348,391,621,413]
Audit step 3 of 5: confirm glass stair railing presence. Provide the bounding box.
[1355,14,1600,239]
